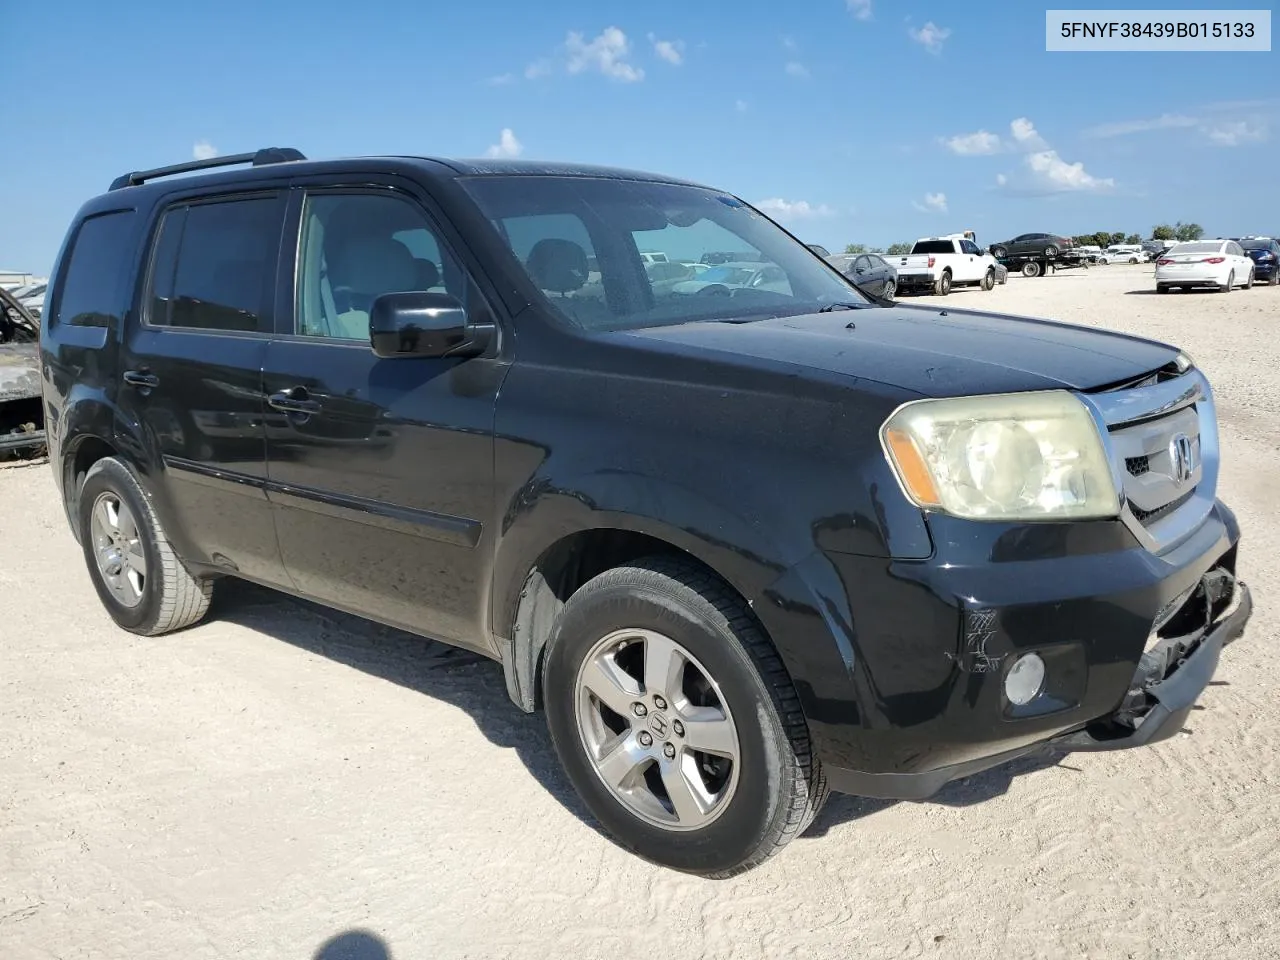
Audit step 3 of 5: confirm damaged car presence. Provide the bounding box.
[1,285,45,459]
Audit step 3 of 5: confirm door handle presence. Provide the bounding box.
[268,387,322,415]
[123,370,160,390]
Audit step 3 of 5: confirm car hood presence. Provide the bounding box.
[618,303,1181,397]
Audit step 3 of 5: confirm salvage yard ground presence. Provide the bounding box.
[2,263,1277,960]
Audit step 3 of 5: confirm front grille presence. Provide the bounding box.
[1130,489,1194,525]
[1106,402,1202,528]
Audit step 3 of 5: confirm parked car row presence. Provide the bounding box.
[1155,236,1280,293]
[822,234,1008,299]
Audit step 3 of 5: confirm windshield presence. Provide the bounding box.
[1239,239,1273,250]
[460,176,868,331]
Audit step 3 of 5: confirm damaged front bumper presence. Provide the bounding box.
[1054,567,1252,752]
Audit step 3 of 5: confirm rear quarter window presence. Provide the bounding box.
[51,210,139,327]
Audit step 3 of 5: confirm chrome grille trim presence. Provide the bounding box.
[1076,368,1218,556]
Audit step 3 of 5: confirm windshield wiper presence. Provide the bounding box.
[817,301,866,312]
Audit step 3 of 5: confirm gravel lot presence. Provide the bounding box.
[2,263,1277,960]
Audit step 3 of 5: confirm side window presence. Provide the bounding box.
[850,256,868,273]
[147,196,281,333]
[52,210,138,328]
[297,192,463,340]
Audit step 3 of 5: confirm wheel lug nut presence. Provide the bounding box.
[632,702,647,717]
[663,743,676,759]
[653,695,667,710]
[638,731,653,747]
[673,720,684,737]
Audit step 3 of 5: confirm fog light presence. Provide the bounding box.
[1004,653,1045,705]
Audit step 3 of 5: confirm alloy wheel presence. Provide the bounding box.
[574,628,741,831]
[90,492,147,608]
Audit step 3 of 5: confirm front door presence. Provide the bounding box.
[117,190,287,585]
[262,184,505,652]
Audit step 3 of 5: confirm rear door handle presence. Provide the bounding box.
[123,370,160,390]
[268,387,322,415]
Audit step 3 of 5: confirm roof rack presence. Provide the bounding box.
[108,147,306,191]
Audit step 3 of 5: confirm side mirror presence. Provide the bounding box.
[368,291,494,360]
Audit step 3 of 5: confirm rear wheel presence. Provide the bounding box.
[1022,260,1042,278]
[1244,268,1254,289]
[1157,284,1170,294]
[77,457,214,635]
[542,557,827,877]
[934,270,952,296]
[1220,271,1235,293]
[1043,244,1059,258]
[881,279,895,300]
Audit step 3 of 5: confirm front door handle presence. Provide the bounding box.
[123,369,160,390]
[268,387,322,415]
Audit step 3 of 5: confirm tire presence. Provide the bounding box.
[1220,271,1234,293]
[1271,270,1280,286]
[1022,261,1042,278]
[1157,284,1169,294]
[981,268,995,291]
[881,279,895,301]
[77,457,213,635]
[991,246,1007,259]
[1043,245,1059,258]
[1244,269,1254,290]
[541,556,827,877]
[934,270,952,296]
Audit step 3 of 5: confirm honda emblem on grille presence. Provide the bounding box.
[1169,433,1196,484]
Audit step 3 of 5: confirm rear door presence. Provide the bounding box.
[118,190,287,585]
[261,179,506,652]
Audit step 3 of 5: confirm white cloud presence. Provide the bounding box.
[735,99,748,113]
[912,192,948,213]
[847,0,873,20]
[909,21,951,54]
[566,26,644,82]
[485,128,523,159]
[781,35,798,51]
[524,59,553,80]
[1083,113,1198,138]
[1024,150,1114,192]
[995,173,1007,186]
[784,61,810,78]
[487,73,516,86]
[1204,120,1268,146]
[648,33,684,65]
[754,198,834,219]
[1009,117,1048,150]
[943,129,1003,155]
[192,140,217,161]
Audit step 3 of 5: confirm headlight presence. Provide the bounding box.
[880,391,1119,521]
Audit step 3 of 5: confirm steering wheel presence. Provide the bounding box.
[697,284,731,297]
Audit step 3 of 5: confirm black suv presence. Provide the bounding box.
[40,148,1252,877]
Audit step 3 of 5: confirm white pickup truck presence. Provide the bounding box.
[893,234,1000,296]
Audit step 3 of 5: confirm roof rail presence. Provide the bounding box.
[108,147,307,191]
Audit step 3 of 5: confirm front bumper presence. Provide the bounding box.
[786,491,1252,801]
[825,569,1251,800]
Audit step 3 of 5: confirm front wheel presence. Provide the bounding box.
[881,279,895,300]
[542,557,827,877]
[981,268,995,291]
[77,457,214,635]
[990,246,1007,259]
[934,270,952,295]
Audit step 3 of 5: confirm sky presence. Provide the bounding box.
[2,0,1276,274]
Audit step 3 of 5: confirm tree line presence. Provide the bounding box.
[843,222,1205,257]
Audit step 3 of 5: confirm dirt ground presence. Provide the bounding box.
[2,263,1277,960]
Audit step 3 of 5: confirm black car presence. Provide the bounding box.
[989,232,1074,259]
[40,148,1252,877]
[1230,237,1280,285]
[825,251,898,299]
